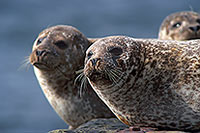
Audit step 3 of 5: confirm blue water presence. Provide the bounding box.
[1,0,200,132]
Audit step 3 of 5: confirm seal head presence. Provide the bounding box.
[84,36,140,88]
[159,11,200,40]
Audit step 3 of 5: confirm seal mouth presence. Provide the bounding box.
[187,36,200,40]
[87,69,118,85]
[185,32,200,40]
[33,62,51,70]
[88,70,104,81]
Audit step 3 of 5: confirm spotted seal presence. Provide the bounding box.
[83,36,200,131]
[159,11,200,40]
[29,25,114,129]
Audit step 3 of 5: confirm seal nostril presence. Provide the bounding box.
[189,26,200,32]
[91,58,100,67]
[189,27,195,31]
[196,25,200,31]
[36,50,45,56]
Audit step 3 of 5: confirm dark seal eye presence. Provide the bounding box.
[196,19,200,24]
[87,51,93,59]
[108,47,123,56]
[172,22,182,28]
[54,40,68,49]
[37,37,46,45]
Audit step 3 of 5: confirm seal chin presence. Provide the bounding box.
[182,31,200,40]
[85,69,113,87]
[85,70,104,81]
[29,49,60,71]
[187,34,200,40]
[32,62,52,71]
[90,71,102,78]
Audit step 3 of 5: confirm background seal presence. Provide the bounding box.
[158,11,200,40]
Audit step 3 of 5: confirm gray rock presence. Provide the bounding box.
[49,118,190,133]
[49,118,127,133]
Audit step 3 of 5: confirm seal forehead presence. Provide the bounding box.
[166,11,199,22]
[35,25,88,51]
[163,11,200,29]
[38,25,82,39]
[86,36,130,56]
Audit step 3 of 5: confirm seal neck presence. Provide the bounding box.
[34,66,79,98]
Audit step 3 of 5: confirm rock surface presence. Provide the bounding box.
[49,118,189,133]
[49,118,127,133]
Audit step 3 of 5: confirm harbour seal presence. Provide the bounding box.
[83,36,200,131]
[29,25,115,129]
[158,11,200,40]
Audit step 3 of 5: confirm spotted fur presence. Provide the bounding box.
[29,25,114,129]
[84,36,200,131]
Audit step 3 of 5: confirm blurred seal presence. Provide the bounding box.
[159,11,200,40]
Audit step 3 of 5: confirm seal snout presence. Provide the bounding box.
[90,58,100,67]
[188,25,200,39]
[35,49,46,57]
[189,25,200,32]
[84,57,104,81]
[29,48,57,70]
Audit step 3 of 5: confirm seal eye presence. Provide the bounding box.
[54,40,68,49]
[87,51,93,59]
[37,37,46,45]
[172,22,182,28]
[196,19,200,24]
[108,47,123,56]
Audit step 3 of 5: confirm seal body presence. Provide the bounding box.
[84,36,200,131]
[159,11,200,40]
[29,25,114,129]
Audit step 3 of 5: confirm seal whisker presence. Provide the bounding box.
[74,72,85,86]
[19,56,31,71]
[113,68,124,75]
[108,70,119,84]
[109,69,120,78]
[110,69,125,83]
[79,77,84,97]
[106,68,121,87]
[74,71,88,97]
[110,68,124,78]
[105,69,116,86]
[75,69,84,75]
[79,75,88,97]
